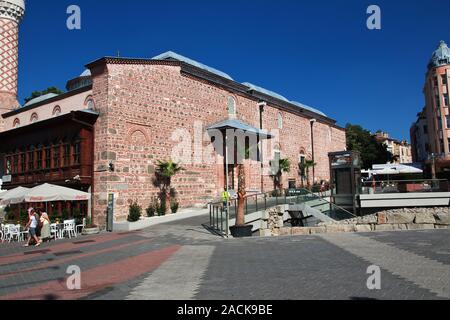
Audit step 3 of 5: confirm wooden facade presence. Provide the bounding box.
[0,110,98,191]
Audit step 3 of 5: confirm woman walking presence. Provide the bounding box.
[36,208,51,242]
[24,208,42,247]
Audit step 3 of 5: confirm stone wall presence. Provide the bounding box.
[258,207,450,237]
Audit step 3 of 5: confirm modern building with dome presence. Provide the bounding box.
[411,41,450,177]
[0,2,346,226]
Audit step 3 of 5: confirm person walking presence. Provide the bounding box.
[36,208,51,242]
[24,208,41,247]
[222,188,230,210]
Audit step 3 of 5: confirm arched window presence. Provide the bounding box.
[227,96,236,116]
[30,113,39,123]
[13,118,20,128]
[84,96,95,110]
[52,106,61,117]
[278,112,283,129]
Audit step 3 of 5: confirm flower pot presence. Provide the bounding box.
[81,227,100,235]
[229,225,253,238]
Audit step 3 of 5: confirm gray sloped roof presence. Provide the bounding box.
[290,101,327,117]
[242,82,327,117]
[23,93,59,107]
[242,82,289,102]
[152,51,234,81]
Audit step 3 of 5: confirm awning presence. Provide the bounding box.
[372,164,423,175]
[23,183,91,203]
[0,187,31,205]
[207,119,274,139]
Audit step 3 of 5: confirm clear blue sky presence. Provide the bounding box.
[18,0,450,141]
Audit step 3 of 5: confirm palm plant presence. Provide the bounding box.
[272,158,291,191]
[155,160,184,214]
[236,163,246,226]
[299,159,316,189]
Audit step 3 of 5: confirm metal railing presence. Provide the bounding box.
[208,188,355,236]
[289,188,356,221]
[360,179,449,195]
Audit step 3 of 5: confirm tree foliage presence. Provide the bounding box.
[346,123,393,169]
[24,87,64,103]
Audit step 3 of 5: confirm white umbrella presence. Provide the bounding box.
[372,168,400,175]
[24,183,91,203]
[0,187,31,205]
[396,164,423,174]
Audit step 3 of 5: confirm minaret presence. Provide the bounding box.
[0,0,25,132]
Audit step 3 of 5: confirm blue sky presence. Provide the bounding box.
[17,0,450,141]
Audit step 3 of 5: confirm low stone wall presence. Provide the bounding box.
[258,207,450,237]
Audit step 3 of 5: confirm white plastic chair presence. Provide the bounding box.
[62,220,77,239]
[50,223,60,240]
[2,224,12,242]
[76,218,86,235]
[8,225,21,243]
[20,228,29,242]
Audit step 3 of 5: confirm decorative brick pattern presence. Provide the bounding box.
[0,19,19,95]
[0,18,20,132]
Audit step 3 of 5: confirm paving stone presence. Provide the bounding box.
[407,224,435,230]
[374,224,395,231]
[309,227,327,234]
[377,212,387,224]
[291,227,310,235]
[434,213,450,225]
[355,224,372,232]
[387,211,416,224]
[415,213,436,224]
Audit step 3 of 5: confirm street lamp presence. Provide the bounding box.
[428,153,444,180]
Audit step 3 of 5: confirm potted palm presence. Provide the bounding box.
[229,162,253,237]
[272,158,291,192]
[81,216,100,235]
[299,159,316,190]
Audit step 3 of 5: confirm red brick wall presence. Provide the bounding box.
[90,62,346,223]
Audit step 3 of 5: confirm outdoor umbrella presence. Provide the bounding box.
[23,183,91,202]
[0,187,31,205]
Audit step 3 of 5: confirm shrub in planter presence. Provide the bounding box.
[128,202,142,222]
[82,216,100,235]
[170,200,180,214]
[146,198,157,217]
[156,200,166,216]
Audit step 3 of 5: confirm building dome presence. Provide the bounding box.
[429,40,450,69]
[80,69,91,77]
[0,0,26,22]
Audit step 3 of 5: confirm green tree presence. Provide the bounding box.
[155,160,184,214]
[346,123,393,169]
[24,87,64,104]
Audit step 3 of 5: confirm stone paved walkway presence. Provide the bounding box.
[0,213,449,300]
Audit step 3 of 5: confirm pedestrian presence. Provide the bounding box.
[36,208,51,242]
[221,188,230,209]
[24,208,41,247]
